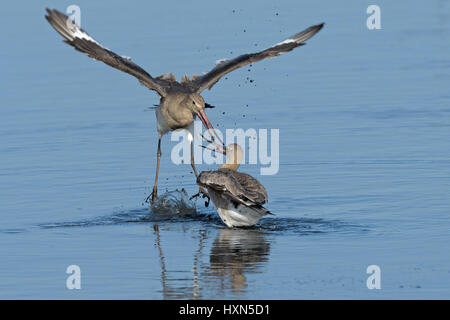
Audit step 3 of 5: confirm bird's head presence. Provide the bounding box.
[185,93,222,145]
[186,93,206,114]
[223,143,244,171]
[201,138,243,171]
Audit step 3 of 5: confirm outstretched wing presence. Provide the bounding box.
[191,23,324,92]
[45,8,168,96]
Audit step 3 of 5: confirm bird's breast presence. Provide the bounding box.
[155,107,171,135]
[159,101,194,131]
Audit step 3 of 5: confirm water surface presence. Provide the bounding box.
[0,0,449,299]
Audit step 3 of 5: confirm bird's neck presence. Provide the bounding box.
[220,163,239,171]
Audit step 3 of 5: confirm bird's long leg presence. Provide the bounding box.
[190,141,210,206]
[149,137,162,204]
[190,140,199,179]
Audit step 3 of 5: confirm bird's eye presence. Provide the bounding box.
[192,101,196,105]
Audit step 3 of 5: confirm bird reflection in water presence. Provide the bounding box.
[152,224,270,299]
[152,224,207,299]
[207,228,270,295]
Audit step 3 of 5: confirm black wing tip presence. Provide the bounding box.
[315,23,325,33]
[44,8,52,19]
[45,8,57,17]
[45,8,68,22]
[44,8,63,26]
[309,22,325,34]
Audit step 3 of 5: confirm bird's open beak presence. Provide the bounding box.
[198,121,226,155]
[196,109,224,148]
[200,138,226,155]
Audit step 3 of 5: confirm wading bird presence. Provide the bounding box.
[45,8,323,203]
[197,143,272,227]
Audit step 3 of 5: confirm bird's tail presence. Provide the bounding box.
[252,205,274,216]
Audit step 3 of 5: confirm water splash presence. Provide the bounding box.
[37,189,204,229]
[150,189,197,216]
[12,189,369,235]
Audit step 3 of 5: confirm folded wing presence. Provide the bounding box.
[197,169,268,208]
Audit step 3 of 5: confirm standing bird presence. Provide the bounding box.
[45,8,324,203]
[197,144,272,227]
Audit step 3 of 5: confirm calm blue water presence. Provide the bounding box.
[1,0,449,299]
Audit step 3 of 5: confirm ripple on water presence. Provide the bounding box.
[257,217,368,235]
[0,228,29,234]
[35,189,369,236]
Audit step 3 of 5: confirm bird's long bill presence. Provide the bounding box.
[196,109,224,146]
[200,133,226,155]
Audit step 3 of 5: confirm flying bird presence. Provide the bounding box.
[197,143,272,227]
[45,8,324,203]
